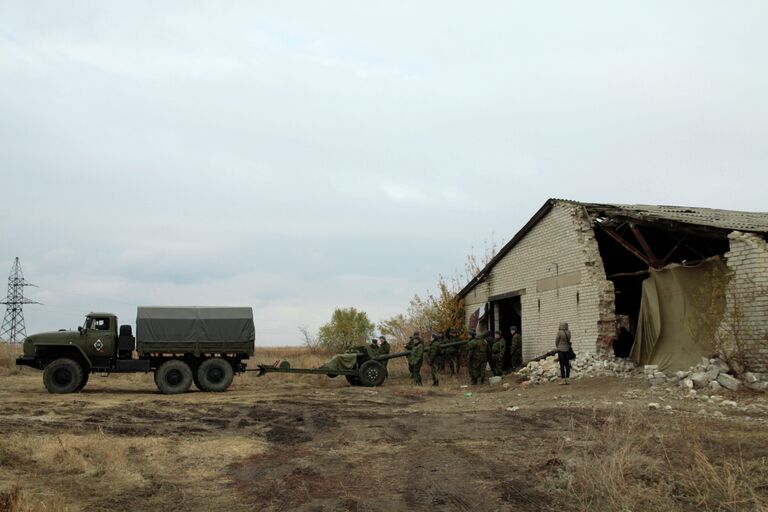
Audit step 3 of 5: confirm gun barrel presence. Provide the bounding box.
[374,350,411,361]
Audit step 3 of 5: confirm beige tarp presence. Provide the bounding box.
[630,257,727,372]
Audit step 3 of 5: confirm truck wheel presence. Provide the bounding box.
[196,358,234,392]
[155,360,193,394]
[75,371,90,392]
[345,375,361,386]
[43,358,84,394]
[192,373,204,391]
[358,360,386,387]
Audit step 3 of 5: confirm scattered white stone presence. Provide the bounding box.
[615,401,624,406]
[697,408,707,415]
[713,411,724,418]
[744,372,760,384]
[721,400,738,407]
[648,403,660,410]
[664,405,673,411]
[691,372,709,389]
[506,406,520,412]
[748,382,768,391]
[675,370,690,380]
[489,376,502,385]
[681,378,694,390]
[709,381,722,392]
[717,373,741,391]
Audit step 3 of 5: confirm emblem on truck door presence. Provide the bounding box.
[94,339,104,352]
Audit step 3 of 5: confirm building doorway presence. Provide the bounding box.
[493,295,522,371]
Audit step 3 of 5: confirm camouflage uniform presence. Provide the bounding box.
[407,335,424,385]
[428,335,443,386]
[509,329,522,369]
[378,338,391,370]
[466,334,488,385]
[443,331,460,375]
[491,332,507,377]
[483,331,496,375]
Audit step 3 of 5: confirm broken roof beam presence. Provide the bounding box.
[629,223,662,269]
[598,224,651,267]
[662,235,688,265]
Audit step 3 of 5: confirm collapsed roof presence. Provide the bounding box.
[457,199,768,299]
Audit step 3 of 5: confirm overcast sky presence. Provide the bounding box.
[1,1,766,344]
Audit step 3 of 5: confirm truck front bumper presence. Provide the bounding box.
[15,355,38,369]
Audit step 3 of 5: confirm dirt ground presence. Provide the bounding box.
[1,366,768,512]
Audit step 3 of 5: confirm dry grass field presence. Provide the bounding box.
[1,343,768,511]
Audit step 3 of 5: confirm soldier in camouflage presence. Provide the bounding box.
[442,328,460,375]
[465,329,488,385]
[428,333,443,386]
[491,330,507,377]
[378,335,391,371]
[407,332,424,385]
[509,326,522,369]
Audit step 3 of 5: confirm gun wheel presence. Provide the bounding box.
[358,360,386,387]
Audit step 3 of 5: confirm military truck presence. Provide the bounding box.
[16,307,255,394]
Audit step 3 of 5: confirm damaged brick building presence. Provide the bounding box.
[457,199,768,372]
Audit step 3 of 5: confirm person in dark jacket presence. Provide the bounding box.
[556,322,573,384]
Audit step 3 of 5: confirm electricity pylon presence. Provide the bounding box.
[1,257,40,343]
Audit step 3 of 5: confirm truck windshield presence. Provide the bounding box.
[84,317,92,329]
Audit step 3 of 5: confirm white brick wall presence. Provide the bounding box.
[721,231,768,372]
[464,201,615,361]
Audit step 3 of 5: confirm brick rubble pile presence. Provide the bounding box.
[644,357,768,392]
[517,352,638,384]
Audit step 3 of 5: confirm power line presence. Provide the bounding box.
[1,257,41,343]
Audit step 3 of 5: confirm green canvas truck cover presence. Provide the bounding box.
[136,307,255,352]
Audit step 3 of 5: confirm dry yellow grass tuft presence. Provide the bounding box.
[0,486,71,512]
[546,410,768,512]
[0,343,22,375]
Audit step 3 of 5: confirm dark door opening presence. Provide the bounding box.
[495,296,522,371]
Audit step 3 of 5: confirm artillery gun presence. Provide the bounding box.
[254,339,468,387]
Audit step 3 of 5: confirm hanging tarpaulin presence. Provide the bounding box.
[630,257,727,372]
[468,303,488,330]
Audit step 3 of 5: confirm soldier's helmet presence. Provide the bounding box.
[413,331,421,339]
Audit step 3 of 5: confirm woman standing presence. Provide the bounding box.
[556,322,572,384]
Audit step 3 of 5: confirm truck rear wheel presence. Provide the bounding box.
[358,360,386,387]
[196,358,234,392]
[43,358,84,394]
[155,360,193,394]
[75,371,90,392]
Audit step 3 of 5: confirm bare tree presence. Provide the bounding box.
[298,325,322,353]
